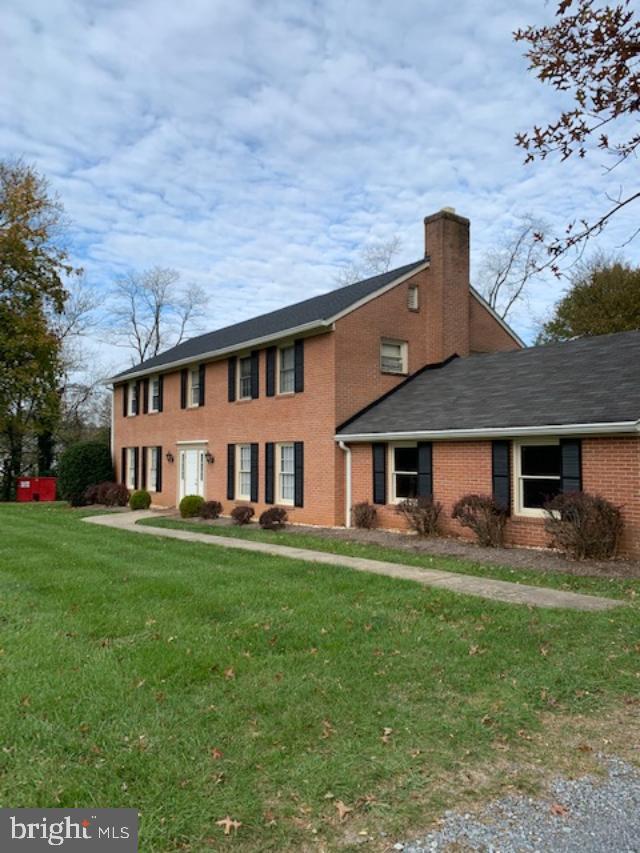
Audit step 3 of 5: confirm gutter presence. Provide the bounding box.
[335,420,640,443]
[338,441,352,528]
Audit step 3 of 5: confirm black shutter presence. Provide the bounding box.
[294,442,304,507]
[135,381,142,415]
[156,447,163,493]
[492,440,511,513]
[560,439,582,493]
[141,446,148,489]
[180,369,188,409]
[417,442,433,498]
[251,351,259,399]
[372,443,387,505]
[198,363,206,406]
[134,447,140,489]
[157,375,164,412]
[143,378,149,414]
[265,442,275,503]
[266,347,276,397]
[228,357,237,402]
[294,339,304,393]
[250,443,259,502]
[227,444,235,500]
[122,384,128,417]
[121,447,126,484]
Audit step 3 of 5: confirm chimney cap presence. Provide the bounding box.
[441,206,456,213]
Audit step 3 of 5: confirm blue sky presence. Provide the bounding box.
[3,0,638,369]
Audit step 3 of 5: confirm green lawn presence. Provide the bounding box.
[1,504,639,851]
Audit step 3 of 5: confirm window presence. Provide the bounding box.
[128,381,138,416]
[408,285,419,311]
[380,339,407,374]
[238,356,252,399]
[277,443,295,505]
[189,368,200,407]
[237,444,252,500]
[391,444,418,502]
[127,448,136,489]
[149,377,160,412]
[278,345,295,394]
[148,447,158,492]
[515,439,561,517]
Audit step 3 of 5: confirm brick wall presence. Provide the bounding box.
[348,436,640,558]
[469,294,521,353]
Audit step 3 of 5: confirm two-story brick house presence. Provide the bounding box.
[110,208,640,556]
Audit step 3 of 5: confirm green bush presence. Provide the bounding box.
[58,442,114,507]
[129,489,151,511]
[180,494,205,518]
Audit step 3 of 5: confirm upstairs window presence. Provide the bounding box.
[408,285,419,311]
[128,381,138,416]
[515,439,561,516]
[380,339,408,375]
[189,368,200,407]
[278,345,295,394]
[149,377,160,413]
[238,356,252,399]
[391,445,418,502]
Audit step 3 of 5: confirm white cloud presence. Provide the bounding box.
[2,0,638,363]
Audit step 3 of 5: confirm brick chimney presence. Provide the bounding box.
[423,208,470,361]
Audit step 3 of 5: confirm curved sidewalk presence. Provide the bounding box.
[84,512,624,612]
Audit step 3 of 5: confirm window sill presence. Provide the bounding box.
[276,390,295,397]
[381,370,408,377]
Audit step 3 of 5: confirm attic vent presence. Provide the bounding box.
[408,284,419,311]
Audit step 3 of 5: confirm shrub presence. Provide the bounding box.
[180,494,205,518]
[351,502,377,529]
[83,483,101,505]
[259,507,288,530]
[231,505,254,525]
[58,442,114,507]
[102,482,129,507]
[544,492,623,560]
[396,497,442,537]
[452,494,507,547]
[200,500,223,520]
[129,489,151,510]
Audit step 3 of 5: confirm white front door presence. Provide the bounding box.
[179,447,205,500]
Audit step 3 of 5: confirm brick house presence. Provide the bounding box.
[109,209,640,556]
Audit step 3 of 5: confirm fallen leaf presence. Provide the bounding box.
[321,720,335,740]
[216,816,242,835]
[381,727,393,744]
[469,645,480,656]
[550,802,569,817]
[210,747,223,760]
[224,667,235,680]
[577,742,593,753]
[335,800,353,821]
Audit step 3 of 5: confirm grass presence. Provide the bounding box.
[139,515,640,601]
[1,503,639,851]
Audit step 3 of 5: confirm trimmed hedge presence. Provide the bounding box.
[180,494,205,518]
[200,500,223,520]
[58,442,114,507]
[231,505,254,525]
[259,507,288,530]
[129,489,151,510]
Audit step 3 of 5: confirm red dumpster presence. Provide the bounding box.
[16,476,57,502]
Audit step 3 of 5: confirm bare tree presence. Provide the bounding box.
[477,215,548,320]
[335,236,402,287]
[108,267,205,364]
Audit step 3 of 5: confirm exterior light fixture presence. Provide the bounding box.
[165,451,174,463]
[205,451,214,464]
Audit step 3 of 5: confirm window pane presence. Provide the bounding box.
[240,357,251,377]
[281,445,294,473]
[522,478,562,509]
[395,473,418,499]
[280,346,294,370]
[521,444,561,477]
[394,446,418,472]
[240,472,251,496]
[280,369,294,393]
[281,473,294,501]
[240,446,251,470]
[239,358,252,397]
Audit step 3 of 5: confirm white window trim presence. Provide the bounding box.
[126,448,136,490]
[127,381,138,417]
[236,444,252,501]
[147,447,158,493]
[380,338,408,375]
[276,442,295,506]
[277,345,295,395]
[513,437,561,518]
[237,355,253,400]
[149,376,160,413]
[188,367,201,408]
[388,442,418,504]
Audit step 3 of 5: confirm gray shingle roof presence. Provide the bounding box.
[337,330,640,435]
[112,259,427,381]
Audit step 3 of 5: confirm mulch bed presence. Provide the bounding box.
[158,511,640,580]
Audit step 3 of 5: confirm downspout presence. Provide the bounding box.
[338,440,352,528]
[110,385,115,464]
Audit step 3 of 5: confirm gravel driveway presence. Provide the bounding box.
[399,756,640,852]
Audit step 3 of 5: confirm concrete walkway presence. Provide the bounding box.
[84,512,624,612]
